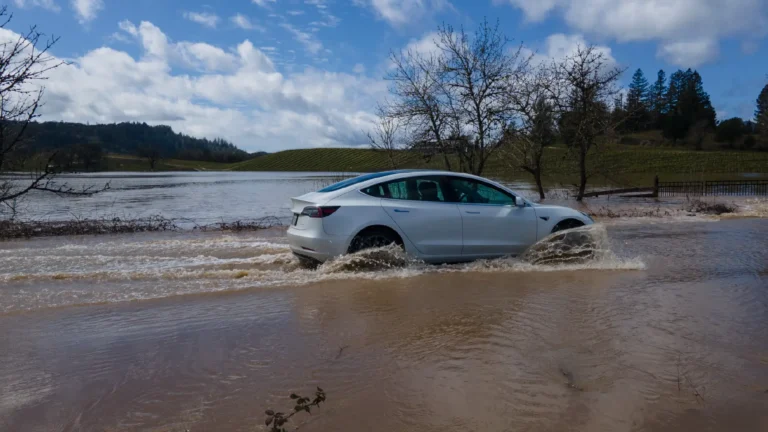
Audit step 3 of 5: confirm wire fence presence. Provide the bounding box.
[657,180,768,196]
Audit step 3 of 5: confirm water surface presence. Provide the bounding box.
[1,172,768,431]
[1,220,768,431]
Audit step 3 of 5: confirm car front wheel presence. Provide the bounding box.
[551,219,585,233]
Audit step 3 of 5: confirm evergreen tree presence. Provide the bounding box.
[662,69,716,144]
[649,69,666,127]
[665,70,686,115]
[756,83,768,135]
[611,93,627,133]
[678,70,716,128]
[626,69,650,131]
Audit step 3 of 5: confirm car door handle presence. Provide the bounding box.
[393,209,410,213]
[465,211,481,214]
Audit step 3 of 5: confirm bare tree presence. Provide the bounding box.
[502,69,556,199]
[546,45,625,201]
[366,109,403,168]
[0,7,103,217]
[137,144,161,170]
[384,19,532,175]
[385,41,455,171]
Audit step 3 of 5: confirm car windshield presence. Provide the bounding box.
[317,171,418,192]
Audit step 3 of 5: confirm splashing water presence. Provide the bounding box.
[0,225,644,313]
[319,244,412,273]
[521,224,611,266]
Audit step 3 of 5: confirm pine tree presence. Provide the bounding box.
[665,70,685,115]
[691,71,716,127]
[649,70,666,127]
[662,70,717,146]
[626,69,650,131]
[756,83,768,135]
[678,70,716,128]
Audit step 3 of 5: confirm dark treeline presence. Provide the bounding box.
[20,121,252,171]
[612,68,767,150]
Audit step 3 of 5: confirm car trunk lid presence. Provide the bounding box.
[290,192,334,230]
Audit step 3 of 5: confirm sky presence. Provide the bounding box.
[4,0,768,152]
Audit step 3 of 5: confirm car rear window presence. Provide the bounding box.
[317,170,420,192]
[362,176,447,202]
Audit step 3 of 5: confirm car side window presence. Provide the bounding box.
[362,177,447,202]
[446,178,516,205]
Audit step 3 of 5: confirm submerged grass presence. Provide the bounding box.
[0,215,282,240]
[585,197,738,219]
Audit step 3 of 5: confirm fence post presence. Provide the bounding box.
[653,175,659,197]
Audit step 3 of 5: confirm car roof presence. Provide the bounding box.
[316,169,494,194]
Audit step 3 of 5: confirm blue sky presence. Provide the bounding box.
[6,0,768,152]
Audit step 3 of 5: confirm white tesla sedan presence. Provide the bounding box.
[287,170,593,266]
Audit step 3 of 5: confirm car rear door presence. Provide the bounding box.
[445,177,538,257]
[373,176,463,257]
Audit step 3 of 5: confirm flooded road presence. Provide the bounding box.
[2,218,768,431]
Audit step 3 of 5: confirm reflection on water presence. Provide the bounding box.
[3,172,360,225]
[1,219,768,431]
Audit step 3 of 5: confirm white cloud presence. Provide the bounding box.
[287,10,305,15]
[656,39,719,67]
[499,0,768,66]
[403,31,441,57]
[519,33,617,76]
[230,13,264,31]
[118,20,138,37]
[71,0,103,23]
[361,0,452,26]
[539,33,615,65]
[13,0,60,11]
[252,0,276,7]
[4,21,385,152]
[353,63,366,74]
[280,23,323,54]
[183,11,220,29]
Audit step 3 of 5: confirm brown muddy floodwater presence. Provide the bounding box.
[1,216,768,432]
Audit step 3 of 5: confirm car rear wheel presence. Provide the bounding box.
[551,219,585,234]
[348,228,403,254]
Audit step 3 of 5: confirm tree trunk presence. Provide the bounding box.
[576,149,587,201]
[534,169,545,200]
[442,152,452,172]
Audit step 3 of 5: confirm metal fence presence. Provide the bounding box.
[657,180,768,196]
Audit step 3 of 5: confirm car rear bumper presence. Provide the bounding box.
[286,227,348,263]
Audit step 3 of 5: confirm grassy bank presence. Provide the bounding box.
[104,154,233,171]
[231,145,768,180]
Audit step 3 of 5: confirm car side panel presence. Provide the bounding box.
[319,193,421,257]
[459,204,538,257]
[380,199,463,257]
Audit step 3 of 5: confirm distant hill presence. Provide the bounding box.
[24,121,251,164]
[231,146,768,179]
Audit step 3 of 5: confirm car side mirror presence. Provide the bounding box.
[515,196,525,207]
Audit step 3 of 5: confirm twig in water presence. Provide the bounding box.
[335,345,349,360]
[264,387,326,432]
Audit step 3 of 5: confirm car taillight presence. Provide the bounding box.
[301,206,340,218]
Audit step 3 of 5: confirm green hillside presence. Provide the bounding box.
[231,146,768,181]
[105,154,232,171]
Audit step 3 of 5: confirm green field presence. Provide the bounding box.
[105,155,232,171]
[231,145,768,182]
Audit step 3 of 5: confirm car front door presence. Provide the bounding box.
[445,177,538,257]
[374,176,463,257]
